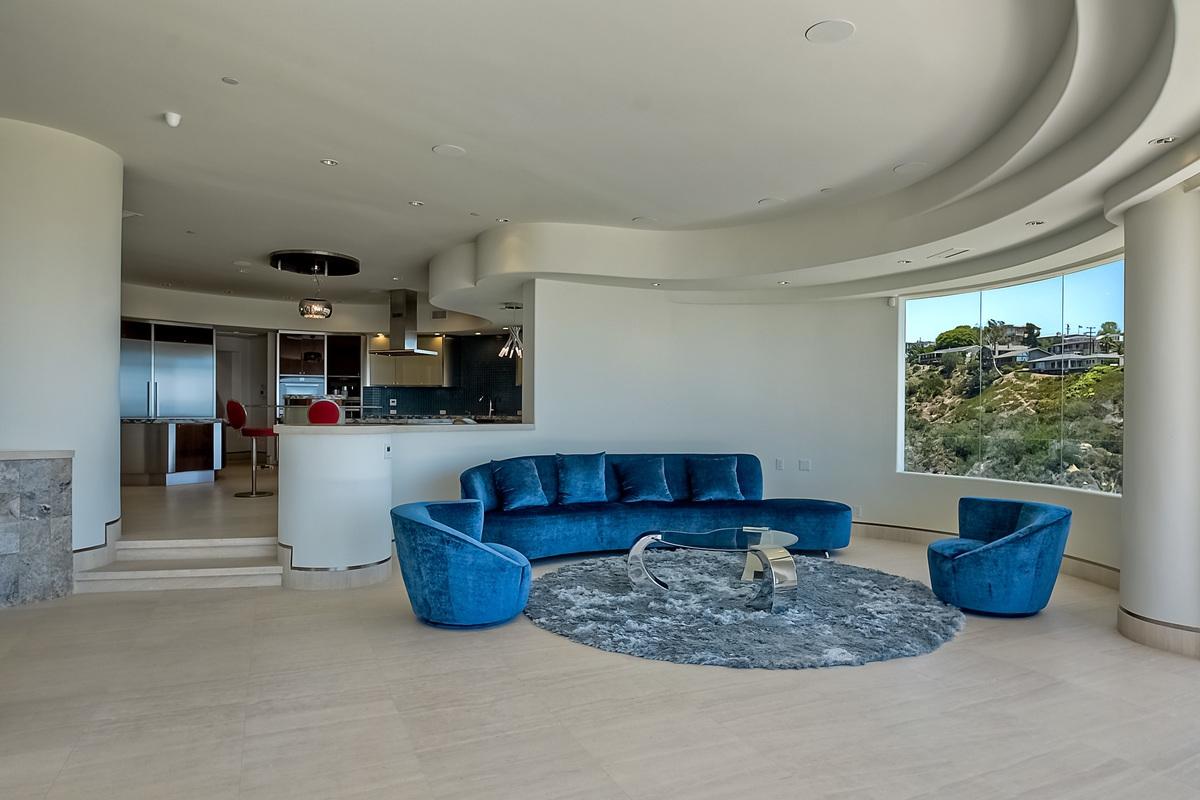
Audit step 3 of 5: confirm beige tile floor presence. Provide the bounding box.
[3,537,1199,799]
[121,463,277,540]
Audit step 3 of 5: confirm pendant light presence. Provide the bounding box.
[299,275,333,319]
[498,302,523,358]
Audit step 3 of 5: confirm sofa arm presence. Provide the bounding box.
[424,500,485,541]
[958,497,1025,542]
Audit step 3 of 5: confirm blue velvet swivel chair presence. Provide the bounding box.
[927,497,1072,616]
[391,499,532,628]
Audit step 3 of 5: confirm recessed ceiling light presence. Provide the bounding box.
[756,197,783,207]
[220,76,240,86]
[434,332,442,336]
[818,187,834,193]
[893,161,929,176]
[651,282,661,287]
[320,158,339,167]
[238,268,249,274]
[495,218,510,223]
[185,229,196,235]
[502,326,510,330]
[432,144,466,156]
[409,200,425,207]
[1149,136,1177,145]
[632,216,658,224]
[469,211,481,217]
[392,276,401,281]
[805,19,856,43]
[897,259,913,264]
[1025,220,1045,226]
[232,259,253,267]
[474,331,482,335]
[777,280,791,286]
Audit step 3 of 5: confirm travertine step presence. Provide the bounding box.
[115,536,277,561]
[74,556,282,592]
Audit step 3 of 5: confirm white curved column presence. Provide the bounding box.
[276,427,395,589]
[0,118,123,555]
[1120,184,1200,656]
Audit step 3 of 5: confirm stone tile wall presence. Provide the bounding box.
[0,457,73,606]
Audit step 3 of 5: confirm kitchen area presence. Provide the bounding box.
[118,288,524,510]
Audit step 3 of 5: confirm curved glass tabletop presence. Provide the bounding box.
[645,526,798,552]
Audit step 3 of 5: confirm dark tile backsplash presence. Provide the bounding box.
[363,335,522,418]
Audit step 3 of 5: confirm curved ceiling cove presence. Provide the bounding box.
[1,1,1197,320]
[426,0,1198,322]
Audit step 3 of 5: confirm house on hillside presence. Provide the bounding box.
[914,345,981,365]
[1027,352,1121,374]
[1050,335,1099,355]
[992,346,1046,366]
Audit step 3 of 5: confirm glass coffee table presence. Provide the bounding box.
[627,526,799,611]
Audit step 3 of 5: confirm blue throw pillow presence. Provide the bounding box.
[615,458,673,503]
[491,458,549,511]
[687,456,744,501]
[555,452,608,504]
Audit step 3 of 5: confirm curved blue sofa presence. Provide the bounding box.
[927,497,1072,616]
[460,453,851,560]
[391,499,531,628]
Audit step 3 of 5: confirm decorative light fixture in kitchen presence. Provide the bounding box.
[299,274,333,319]
[498,302,523,358]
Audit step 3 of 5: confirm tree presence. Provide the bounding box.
[1098,321,1120,335]
[935,325,979,350]
[982,319,1007,375]
[1022,322,1041,348]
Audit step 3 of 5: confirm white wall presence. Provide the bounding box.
[0,118,124,549]
[389,279,1121,568]
[121,283,389,334]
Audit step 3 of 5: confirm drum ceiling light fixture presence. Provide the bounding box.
[269,250,360,320]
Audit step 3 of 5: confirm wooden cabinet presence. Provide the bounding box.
[367,336,451,386]
[368,353,396,385]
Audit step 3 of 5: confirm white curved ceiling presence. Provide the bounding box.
[1,0,1196,321]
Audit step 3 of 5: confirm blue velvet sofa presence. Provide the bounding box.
[927,497,1072,616]
[459,453,851,560]
[391,499,532,628]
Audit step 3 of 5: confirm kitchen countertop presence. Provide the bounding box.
[275,422,534,435]
[121,418,222,424]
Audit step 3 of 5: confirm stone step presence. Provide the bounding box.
[115,536,277,561]
[74,557,282,593]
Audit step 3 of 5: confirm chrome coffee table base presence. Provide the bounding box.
[627,527,799,612]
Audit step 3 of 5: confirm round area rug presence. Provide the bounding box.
[524,551,964,669]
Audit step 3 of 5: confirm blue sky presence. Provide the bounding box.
[905,259,1124,343]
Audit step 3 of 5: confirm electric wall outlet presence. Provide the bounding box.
[388,409,397,416]
[388,398,397,407]
[383,443,392,460]
[798,459,812,472]
[774,458,784,471]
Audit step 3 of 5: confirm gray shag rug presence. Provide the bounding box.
[524,551,964,669]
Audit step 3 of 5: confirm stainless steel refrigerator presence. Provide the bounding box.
[119,321,216,418]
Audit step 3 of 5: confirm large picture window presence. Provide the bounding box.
[904,260,1123,493]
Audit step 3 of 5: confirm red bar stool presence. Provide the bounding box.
[307,398,343,425]
[226,400,275,498]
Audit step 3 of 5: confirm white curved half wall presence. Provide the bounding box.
[0,118,123,550]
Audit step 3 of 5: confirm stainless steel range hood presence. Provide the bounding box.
[369,290,437,356]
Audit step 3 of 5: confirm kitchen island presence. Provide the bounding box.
[276,421,534,589]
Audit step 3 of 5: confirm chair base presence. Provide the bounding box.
[417,614,521,630]
[235,490,274,498]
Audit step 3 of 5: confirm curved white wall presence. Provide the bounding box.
[390,279,1122,569]
[0,119,123,549]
